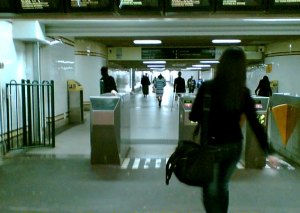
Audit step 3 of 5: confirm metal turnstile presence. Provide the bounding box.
[243,96,270,169]
[179,95,197,141]
[67,80,84,124]
[90,94,130,165]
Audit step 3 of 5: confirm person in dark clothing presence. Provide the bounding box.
[189,47,278,213]
[100,66,118,94]
[174,71,186,96]
[187,76,196,93]
[255,75,272,97]
[141,73,151,97]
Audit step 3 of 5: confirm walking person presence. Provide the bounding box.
[189,47,278,213]
[255,75,272,97]
[100,66,118,94]
[173,71,186,96]
[154,74,166,107]
[187,75,196,93]
[141,73,151,97]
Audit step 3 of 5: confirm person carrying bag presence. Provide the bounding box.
[166,47,279,213]
[166,83,220,187]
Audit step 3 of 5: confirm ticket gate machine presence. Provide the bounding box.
[179,96,197,141]
[90,94,130,165]
[243,97,270,169]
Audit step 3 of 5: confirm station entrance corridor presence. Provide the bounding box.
[0,84,300,213]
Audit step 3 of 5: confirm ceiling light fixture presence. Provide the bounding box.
[212,39,241,44]
[134,40,162,45]
[200,60,219,64]
[186,67,203,70]
[143,60,166,64]
[147,65,165,68]
[192,64,211,68]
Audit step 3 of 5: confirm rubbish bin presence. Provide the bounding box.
[243,96,270,169]
[178,95,197,141]
[90,93,130,165]
[67,80,83,124]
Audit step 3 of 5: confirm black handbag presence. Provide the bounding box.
[166,140,220,187]
[166,85,220,187]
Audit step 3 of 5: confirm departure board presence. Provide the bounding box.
[142,48,215,60]
[165,0,212,12]
[0,0,16,12]
[67,0,113,11]
[118,0,161,10]
[217,0,265,10]
[17,0,65,12]
[269,0,300,10]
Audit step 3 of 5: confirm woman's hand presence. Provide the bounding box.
[267,155,279,169]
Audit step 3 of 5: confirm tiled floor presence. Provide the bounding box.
[1,84,300,213]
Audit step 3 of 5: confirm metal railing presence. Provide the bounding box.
[4,79,55,153]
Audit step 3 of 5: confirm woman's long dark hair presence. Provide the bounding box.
[213,46,247,110]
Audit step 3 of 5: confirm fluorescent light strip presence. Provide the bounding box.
[143,61,166,64]
[200,60,219,64]
[186,67,202,70]
[147,65,165,68]
[134,40,162,44]
[212,39,241,44]
[192,64,211,68]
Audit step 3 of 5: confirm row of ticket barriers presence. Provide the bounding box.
[88,93,270,168]
[67,79,300,167]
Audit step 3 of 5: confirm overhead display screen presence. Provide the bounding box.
[142,48,215,60]
[165,0,212,11]
[0,0,15,12]
[17,0,65,12]
[118,0,160,10]
[217,0,265,10]
[269,0,300,10]
[67,0,113,11]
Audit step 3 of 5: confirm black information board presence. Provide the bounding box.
[269,0,300,10]
[0,0,16,12]
[142,48,215,59]
[66,0,113,11]
[16,0,65,12]
[216,0,266,11]
[165,0,212,12]
[118,0,161,11]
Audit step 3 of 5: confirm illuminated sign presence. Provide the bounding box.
[142,48,215,60]
[67,0,113,11]
[217,0,265,10]
[117,0,161,12]
[17,0,65,12]
[166,0,212,11]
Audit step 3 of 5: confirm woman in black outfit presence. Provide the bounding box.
[189,47,278,213]
[255,75,272,97]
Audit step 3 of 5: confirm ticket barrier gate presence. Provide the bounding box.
[90,94,130,165]
[242,97,270,169]
[67,80,84,124]
[179,96,197,142]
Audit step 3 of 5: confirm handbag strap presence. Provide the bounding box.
[193,83,212,146]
